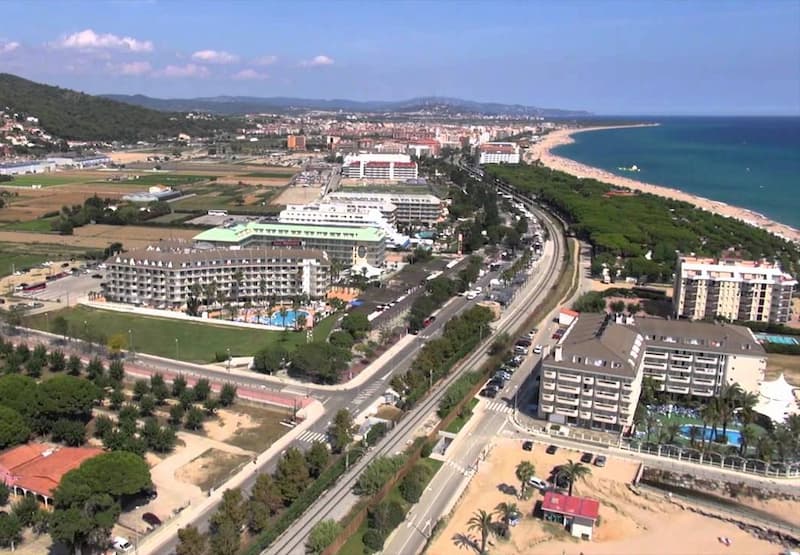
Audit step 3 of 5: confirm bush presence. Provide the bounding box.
[362,528,387,553]
[355,456,404,496]
[367,499,405,535]
[365,422,388,446]
[400,463,434,504]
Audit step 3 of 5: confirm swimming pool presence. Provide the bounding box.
[679,424,742,445]
[755,333,799,346]
[257,310,309,328]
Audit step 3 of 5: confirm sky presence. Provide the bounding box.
[0,0,798,115]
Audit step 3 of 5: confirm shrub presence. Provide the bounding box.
[400,464,433,504]
[362,528,386,553]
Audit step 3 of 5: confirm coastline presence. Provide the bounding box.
[529,126,800,244]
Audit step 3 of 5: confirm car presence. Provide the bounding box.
[495,371,512,380]
[91,273,103,279]
[479,388,498,399]
[522,440,534,451]
[528,476,548,490]
[533,345,543,355]
[580,452,594,464]
[594,455,607,467]
[506,358,521,368]
[142,512,162,528]
[513,346,528,355]
[487,378,504,390]
[112,536,134,553]
[545,444,558,455]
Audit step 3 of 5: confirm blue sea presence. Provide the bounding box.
[552,117,800,229]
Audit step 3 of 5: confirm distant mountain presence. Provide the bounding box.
[102,93,590,118]
[0,73,233,142]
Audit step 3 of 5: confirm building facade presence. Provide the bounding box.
[193,221,386,267]
[673,256,797,323]
[539,314,766,433]
[325,191,445,225]
[478,142,520,164]
[341,153,419,180]
[103,244,331,308]
[287,135,306,151]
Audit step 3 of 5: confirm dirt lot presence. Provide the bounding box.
[428,439,778,555]
[271,184,324,205]
[0,225,197,250]
[766,353,800,386]
[1,181,141,222]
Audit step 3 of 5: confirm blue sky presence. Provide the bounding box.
[0,0,798,115]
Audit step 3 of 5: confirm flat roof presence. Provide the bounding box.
[0,444,103,497]
[542,491,600,521]
[194,221,386,244]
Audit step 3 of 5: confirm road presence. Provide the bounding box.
[265,199,566,554]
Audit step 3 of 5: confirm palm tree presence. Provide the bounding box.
[756,434,775,462]
[665,422,681,445]
[258,277,267,306]
[561,459,591,496]
[719,383,743,440]
[232,270,244,304]
[494,501,519,539]
[700,402,718,449]
[773,425,793,461]
[644,413,659,443]
[514,461,535,499]
[688,425,700,449]
[467,509,493,554]
[295,313,307,331]
[739,425,758,457]
[278,306,289,329]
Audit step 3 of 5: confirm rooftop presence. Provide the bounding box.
[541,491,600,521]
[108,242,330,267]
[0,444,103,497]
[194,221,386,244]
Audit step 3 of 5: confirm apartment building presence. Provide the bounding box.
[673,256,797,323]
[478,142,520,165]
[320,198,398,226]
[325,191,445,225]
[103,243,331,308]
[193,221,386,268]
[341,153,419,180]
[287,135,306,151]
[539,314,766,433]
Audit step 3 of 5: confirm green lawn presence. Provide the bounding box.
[0,242,88,278]
[25,305,337,363]
[1,174,85,187]
[2,217,58,233]
[444,398,479,434]
[93,174,213,187]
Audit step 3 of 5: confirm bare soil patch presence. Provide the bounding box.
[204,408,260,443]
[271,185,323,205]
[175,448,250,492]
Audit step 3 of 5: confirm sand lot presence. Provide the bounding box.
[427,439,779,555]
[0,225,197,250]
[272,185,324,205]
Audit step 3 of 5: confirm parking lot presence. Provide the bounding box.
[24,271,103,304]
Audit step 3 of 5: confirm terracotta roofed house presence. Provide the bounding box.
[541,490,600,540]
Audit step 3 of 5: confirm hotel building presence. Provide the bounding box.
[341,153,419,180]
[325,191,445,225]
[478,142,520,165]
[539,314,765,433]
[194,221,386,267]
[673,256,797,323]
[103,243,331,308]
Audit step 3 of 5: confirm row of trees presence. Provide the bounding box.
[51,195,171,235]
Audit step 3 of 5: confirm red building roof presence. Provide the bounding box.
[541,491,600,521]
[365,161,391,167]
[0,444,104,497]
[560,308,580,317]
[393,162,417,168]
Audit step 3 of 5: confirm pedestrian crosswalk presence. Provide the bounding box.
[352,382,383,405]
[295,430,328,444]
[445,459,475,477]
[485,401,514,414]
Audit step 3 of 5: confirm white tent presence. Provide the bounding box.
[754,373,799,424]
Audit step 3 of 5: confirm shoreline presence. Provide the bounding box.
[530,126,800,244]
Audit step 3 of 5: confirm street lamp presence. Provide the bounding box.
[226,347,231,373]
[128,329,134,358]
[175,337,179,360]
[513,385,520,416]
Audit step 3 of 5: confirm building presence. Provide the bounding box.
[321,197,398,226]
[539,313,766,433]
[46,153,111,168]
[194,221,386,268]
[0,160,55,175]
[0,444,103,506]
[287,135,306,151]
[478,142,520,165]
[278,203,410,248]
[103,243,331,308]
[342,153,419,180]
[541,491,600,540]
[673,256,797,323]
[326,191,445,225]
[122,186,182,203]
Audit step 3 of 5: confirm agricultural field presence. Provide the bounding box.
[89,173,213,187]
[170,182,279,213]
[0,241,86,277]
[0,173,87,187]
[26,305,337,363]
[1,216,58,232]
[0,224,197,250]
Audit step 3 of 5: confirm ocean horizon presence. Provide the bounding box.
[552,116,800,229]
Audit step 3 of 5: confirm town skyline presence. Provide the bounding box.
[0,0,798,115]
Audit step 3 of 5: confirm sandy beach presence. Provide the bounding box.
[530,126,800,244]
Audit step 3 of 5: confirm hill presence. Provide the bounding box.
[0,73,232,142]
[102,93,591,118]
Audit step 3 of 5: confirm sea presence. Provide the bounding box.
[552,117,800,229]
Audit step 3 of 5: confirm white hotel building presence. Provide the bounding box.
[478,142,520,165]
[341,153,419,180]
[539,314,765,434]
[325,191,446,226]
[673,256,797,324]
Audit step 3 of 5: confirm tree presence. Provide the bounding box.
[307,519,342,554]
[108,360,125,384]
[108,389,125,411]
[572,291,606,313]
[172,374,188,397]
[193,378,211,402]
[50,418,86,446]
[305,441,330,479]
[494,501,520,539]
[0,513,22,550]
[328,408,354,454]
[0,375,38,423]
[107,333,127,355]
[252,345,288,375]
[133,379,150,401]
[176,525,207,555]
[213,488,247,533]
[355,456,403,496]
[179,388,196,410]
[139,394,156,417]
[274,447,310,505]
[67,354,82,376]
[665,422,681,445]
[740,425,758,457]
[248,473,283,532]
[515,460,535,499]
[399,463,433,504]
[12,495,40,529]
[0,406,30,448]
[295,313,307,331]
[219,383,237,407]
[93,415,114,439]
[185,407,205,431]
[467,509,494,555]
[0,483,8,506]
[52,315,70,340]
[561,459,591,496]
[169,404,186,426]
[37,375,102,426]
[55,451,152,506]
[85,357,104,381]
[341,313,370,338]
[202,397,219,415]
[209,514,240,555]
[48,350,66,372]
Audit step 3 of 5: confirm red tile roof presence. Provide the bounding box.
[561,308,580,317]
[0,444,104,497]
[394,162,417,168]
[541,491,600,520]
[365,161,391,167]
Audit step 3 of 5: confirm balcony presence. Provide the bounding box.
[542,393,555,403]
[595,391,619,402]
[692,377,715,387]
[671,353,693,363]
[556,396,579,407]
[557,384,580,395]
[581,388,594,397]
[559,374,581,384]
[666,385,690,395]
[593,413,617,424]
[695,356,718,365]
[544,370,556,379]
[543,382,555,391]
[668,375,691,384]
[594,402,618,413]
[582,376,594,385]
[541,404,554,413]
[597,379,620,388]
[693,367,718,376]
[580,400,593,409]
[690,387,715,397]
[555,407,578,418]
[644,372,666,381]
[579,410,592,420]
[643,360,668,371]
[646,351,668,360]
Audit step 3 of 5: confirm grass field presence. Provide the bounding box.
[444,398,479,434]
[1,174,84,187]
[25,305,337,363]
[147,212,194,224]
[2,217,58,233]
[0,242,86,278]
[93,174,213,187]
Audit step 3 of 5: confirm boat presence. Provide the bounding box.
[617,164,641,172]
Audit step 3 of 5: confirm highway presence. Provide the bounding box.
[265,199,566,554]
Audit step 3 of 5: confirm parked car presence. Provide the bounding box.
[545,444,559,455]
[112,537,134,553]
[142,512,162,528]
[533,345,543,355]
[580,452,594,464]
[522,440,534,451]
[91,273,103,279]
[528,476,548,490]
[487,378,505,390]
[480,388,498,399]
[495,371,512,381]
[594,455,607,467]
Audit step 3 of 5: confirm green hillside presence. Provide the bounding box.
[0,73,233,142]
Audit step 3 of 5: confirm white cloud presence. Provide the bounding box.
[253,55,278,66]
[233,69,269,80]
[191,49,239,64]
[155,64,210,78]
[0,41,20,54]
[114,61,152,76]
[58,29,154,52]
[301,54,334,67]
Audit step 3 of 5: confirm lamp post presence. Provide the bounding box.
[175,337,179,360]
[128,329,134,358]
[226,347,231,373]
[513,385,519,417]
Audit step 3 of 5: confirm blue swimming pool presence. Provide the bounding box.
[755,333,800,346]
[679,424,742,445]
[257,310,309,327]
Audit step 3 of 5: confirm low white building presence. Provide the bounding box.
[0,160,54,175]
[478,142,520,164]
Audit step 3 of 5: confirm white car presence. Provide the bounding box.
[465,291,477,300]
[528,476,548,491]
[533,345,543,355]
[113,537,134,553]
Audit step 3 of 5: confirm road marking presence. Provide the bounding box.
[380,370,393,380]
[295,430,327,444]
